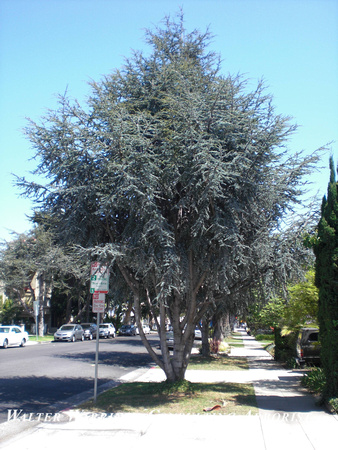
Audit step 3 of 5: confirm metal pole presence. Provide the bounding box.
[34,301,39,341]
[93,312,100,403]
[36,313,38,341]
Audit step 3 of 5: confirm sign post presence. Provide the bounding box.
[92,292,106,402]
[33,301,39,340]
[90,263,109,403]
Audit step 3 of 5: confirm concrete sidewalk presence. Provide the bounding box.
[242,333,338,449]
[1,331,337,450]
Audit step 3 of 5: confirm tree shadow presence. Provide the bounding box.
[0,375,115,424]
[248,358,285,370]
[253,378,327,414]
[54,349,160,367]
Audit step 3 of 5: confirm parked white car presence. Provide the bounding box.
[194,326,202,340]
[142,324,151,334]
[0,325,29,348]
[166,330,174,349]
[99,323,116,338]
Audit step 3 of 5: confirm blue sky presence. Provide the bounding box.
[1,0,337,242]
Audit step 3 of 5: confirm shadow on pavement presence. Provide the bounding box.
[248,359,284,370]
[0,375,113,424]
[53,349,160,367]
[253,378,327,414]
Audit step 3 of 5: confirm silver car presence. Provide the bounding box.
[54,324,84,342]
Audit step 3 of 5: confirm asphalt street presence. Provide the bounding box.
[0,334,160,424]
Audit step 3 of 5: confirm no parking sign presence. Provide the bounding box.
[92,292,105,313]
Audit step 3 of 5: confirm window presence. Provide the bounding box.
[308,333,318,342]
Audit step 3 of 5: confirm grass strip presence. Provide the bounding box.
[80,380,258,415]
[188,354,248,370]
[225,334,244,348]
[254,334,274,346]
[29,335,54,342]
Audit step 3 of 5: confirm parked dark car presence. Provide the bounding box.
[81,323,97,340]
[296,327,321,366]
[118,324,138,336]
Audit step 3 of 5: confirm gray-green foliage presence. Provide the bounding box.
[0,227,90,331]
[0,230,55,333]
[19,14,321,380]
[0,233,37,304]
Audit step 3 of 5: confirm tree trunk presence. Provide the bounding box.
[274,327,283,361]
[213,317,223,341]
[201,317,210,357]
[167,290,196,381]
[213,311,231,341]
[65,295,72,323]
[135,290,196,382]
[85,292,91,321]
[37,272,45,336]
[133,290,167,373]
[123,300,133,324]
[77,292,82,321]
[119,262,198,383]
[223,312,231,338]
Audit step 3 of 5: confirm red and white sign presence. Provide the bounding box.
[92,292,105,313]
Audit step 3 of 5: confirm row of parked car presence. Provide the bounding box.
[53,322,151,342]
[0,322,152,348]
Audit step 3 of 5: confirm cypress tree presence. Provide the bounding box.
[314,156,338,398]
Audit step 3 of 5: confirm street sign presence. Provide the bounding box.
[90,262,109,293]
[33,301,39,316]
[92,292,105,313]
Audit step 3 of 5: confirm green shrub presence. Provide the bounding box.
[255,334,274,341]
[328,397,338,413]
[301,367,326,394]
[285,356,298,369]
[207,339,230,355]
[219,341,230,353]
[274,328,297,363]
